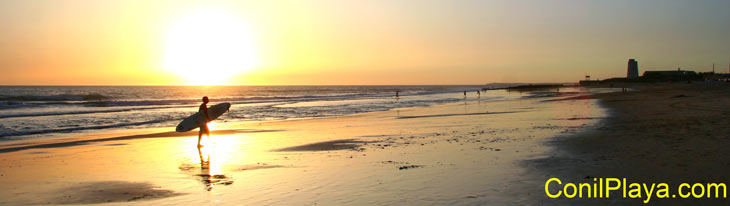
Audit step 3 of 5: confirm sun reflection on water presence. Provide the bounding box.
[182,131,238,191]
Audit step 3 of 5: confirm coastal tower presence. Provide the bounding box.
[627,59,639,78]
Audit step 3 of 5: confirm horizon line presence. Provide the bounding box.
[0,82,574,87]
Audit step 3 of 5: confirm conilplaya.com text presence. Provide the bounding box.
[545,178,726,203]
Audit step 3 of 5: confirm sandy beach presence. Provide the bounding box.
[532,83,730,205]
[1,84,728,205]
[0,87,610,205]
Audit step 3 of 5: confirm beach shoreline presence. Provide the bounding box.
[5,84,728,205]
[0,86,629,205]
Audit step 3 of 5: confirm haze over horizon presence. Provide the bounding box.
[1,0,729,85]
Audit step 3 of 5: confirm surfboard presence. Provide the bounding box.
[176,103,231,132]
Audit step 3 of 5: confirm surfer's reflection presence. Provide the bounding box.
[198,146,210,169]
[196,146,233,191]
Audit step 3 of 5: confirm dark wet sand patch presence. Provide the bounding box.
[541,94,594,102]
[272,139,374,152]
[358,134,396,138]
[0,129,283,154]
[380,160,410,164]
[397,165,424,170]
[552,117,604,120]
[101,143,128,146]
[396,111,519,119]
[26,151,50,154]
[48,181,183,204]
[238,163,286,171]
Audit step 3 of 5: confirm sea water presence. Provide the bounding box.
[0,85,522,141]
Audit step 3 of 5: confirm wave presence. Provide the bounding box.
[0,119,169,139]
[0,95,378,119]
[0,89,460,110]
[0,86,490,140]
[0,105,191,119]
[0,97,468,139]
[0,94,109,101]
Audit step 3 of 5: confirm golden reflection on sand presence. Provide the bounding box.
[182,130,242,191]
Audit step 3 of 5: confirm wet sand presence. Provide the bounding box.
[531,83,730,205]
[0,88,613,205]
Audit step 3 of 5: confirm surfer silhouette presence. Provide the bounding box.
[198,96,212,147]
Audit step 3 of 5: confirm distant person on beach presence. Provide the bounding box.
[464,91,467,97]
[476,90,480,97]
[396,91,399,98]
[198,96,212,147]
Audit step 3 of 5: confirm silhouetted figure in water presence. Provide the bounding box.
[464,91,467,98]
[396,91,399,98]
[198,96,212,147]
[476,90,480,98]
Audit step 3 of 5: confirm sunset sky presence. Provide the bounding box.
[1,0,728,85]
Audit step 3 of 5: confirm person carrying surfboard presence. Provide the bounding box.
[198,96,212,147]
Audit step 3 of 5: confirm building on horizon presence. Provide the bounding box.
[642,68,700,82]
[627,59,639,78]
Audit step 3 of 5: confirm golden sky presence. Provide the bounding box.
[1,0,728,85]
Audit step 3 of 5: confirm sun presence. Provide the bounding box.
[163,7,258,85]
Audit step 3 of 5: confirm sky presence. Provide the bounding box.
[1,0,729,85]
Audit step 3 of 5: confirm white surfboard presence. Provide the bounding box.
[176,103,231,132]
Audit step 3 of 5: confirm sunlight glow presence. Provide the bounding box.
[163,7,258,85]
[193,134,236,191]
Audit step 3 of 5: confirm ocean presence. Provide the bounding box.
[0,85,522,141]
